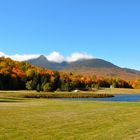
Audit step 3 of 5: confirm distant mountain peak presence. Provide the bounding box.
[27,55,49,68]
[38,55,47,60]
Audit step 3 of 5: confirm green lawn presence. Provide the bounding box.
[1,91,140,140]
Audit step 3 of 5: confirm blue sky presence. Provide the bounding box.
[0,0,140,69]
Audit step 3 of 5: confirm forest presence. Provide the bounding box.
[0,57,140,91]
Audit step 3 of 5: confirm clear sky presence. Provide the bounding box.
[0,0,140,69]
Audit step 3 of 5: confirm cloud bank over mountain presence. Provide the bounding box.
[0,51,94,62]
[0,52,40,61]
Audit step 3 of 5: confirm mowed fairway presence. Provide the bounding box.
[1,93,140,139]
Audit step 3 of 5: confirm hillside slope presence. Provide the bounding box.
[27,55,140,80]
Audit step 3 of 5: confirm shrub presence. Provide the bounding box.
[43,83,53,92]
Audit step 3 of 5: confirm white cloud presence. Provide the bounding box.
[0,52,39,61]
[0,52,6,57]
[66,52,94,62]
[10,54,40,61]
[0,51,94,62]
[46,51,65,63]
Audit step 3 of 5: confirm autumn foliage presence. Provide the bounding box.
[0,57,138,91]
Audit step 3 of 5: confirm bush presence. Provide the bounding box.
[43,83,53,92]
[36,84,41,92]
[26,81,33,90]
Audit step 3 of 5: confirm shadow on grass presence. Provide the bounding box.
[0,98,24,103]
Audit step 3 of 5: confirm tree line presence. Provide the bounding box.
[0,57,139,92]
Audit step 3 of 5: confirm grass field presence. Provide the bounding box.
[1,89,140,140]
[95,88,140,94]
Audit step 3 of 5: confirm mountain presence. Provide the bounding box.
[27,55,68,70]
[123,68,140,75]
[27,55,140,80]
[65,58,119,69]
[27,55,118,70]
[28,55,50,68]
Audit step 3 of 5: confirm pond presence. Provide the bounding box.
[60,94,140,102]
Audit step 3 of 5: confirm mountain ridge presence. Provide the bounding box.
[26,55,140,80]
